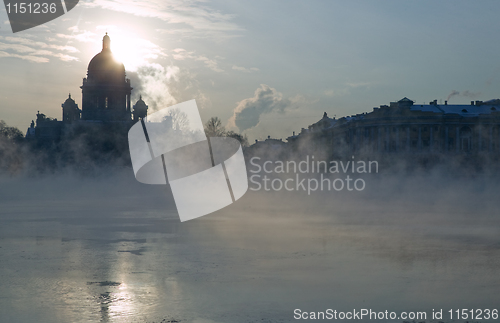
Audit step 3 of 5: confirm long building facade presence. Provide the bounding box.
[287,97,500,155]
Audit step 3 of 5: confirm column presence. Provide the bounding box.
[385,127,389,152]
[406,127,410,152]
[430,126,433,152]
[490,126,493,152]
[351,129,354,151]
[471,127,474,151]
[396,127,400,152]
[478,126,482,151]
[378,127,381,152]
[445,127,449,151]
[357,128,360,151]
[418,127,422,151]
[371,127,375,152]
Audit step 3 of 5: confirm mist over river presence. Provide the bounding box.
[1,168,500,322]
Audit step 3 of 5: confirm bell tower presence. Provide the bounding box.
[62,93,81,123]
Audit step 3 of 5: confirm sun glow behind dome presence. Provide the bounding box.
[96,31,165,72]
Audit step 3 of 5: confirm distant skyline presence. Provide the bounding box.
[1,0,500,141]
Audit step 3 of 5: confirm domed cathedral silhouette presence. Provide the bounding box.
[26,34,148,142]
[81,33,132,122]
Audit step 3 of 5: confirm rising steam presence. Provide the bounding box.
[446,89,481,102]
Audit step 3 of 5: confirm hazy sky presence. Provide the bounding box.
[1,0,500,141]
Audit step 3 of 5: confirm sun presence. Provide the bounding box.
[109,35,146,71]
[98,29,163,72]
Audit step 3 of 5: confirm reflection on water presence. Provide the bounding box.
[1,171,500,322]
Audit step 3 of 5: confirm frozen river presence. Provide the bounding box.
[1,170,500,322]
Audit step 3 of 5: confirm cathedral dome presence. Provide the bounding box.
[87,33,125,82]
[63,94,76,105]
[81,33,132,122]
[132,95,148,121]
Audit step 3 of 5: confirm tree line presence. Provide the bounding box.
[0,117,248,175]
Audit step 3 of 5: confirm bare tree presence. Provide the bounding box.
[168,108,189,131]
[204,117,226,137]
[204,117,249,147]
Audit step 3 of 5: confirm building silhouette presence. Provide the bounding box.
[81,33,132,122]
[26,34,147,142]
[62,94,80,123]
[286,97,500,155]
[132,96,148,122]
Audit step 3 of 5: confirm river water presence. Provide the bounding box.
[1,170,499,322]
